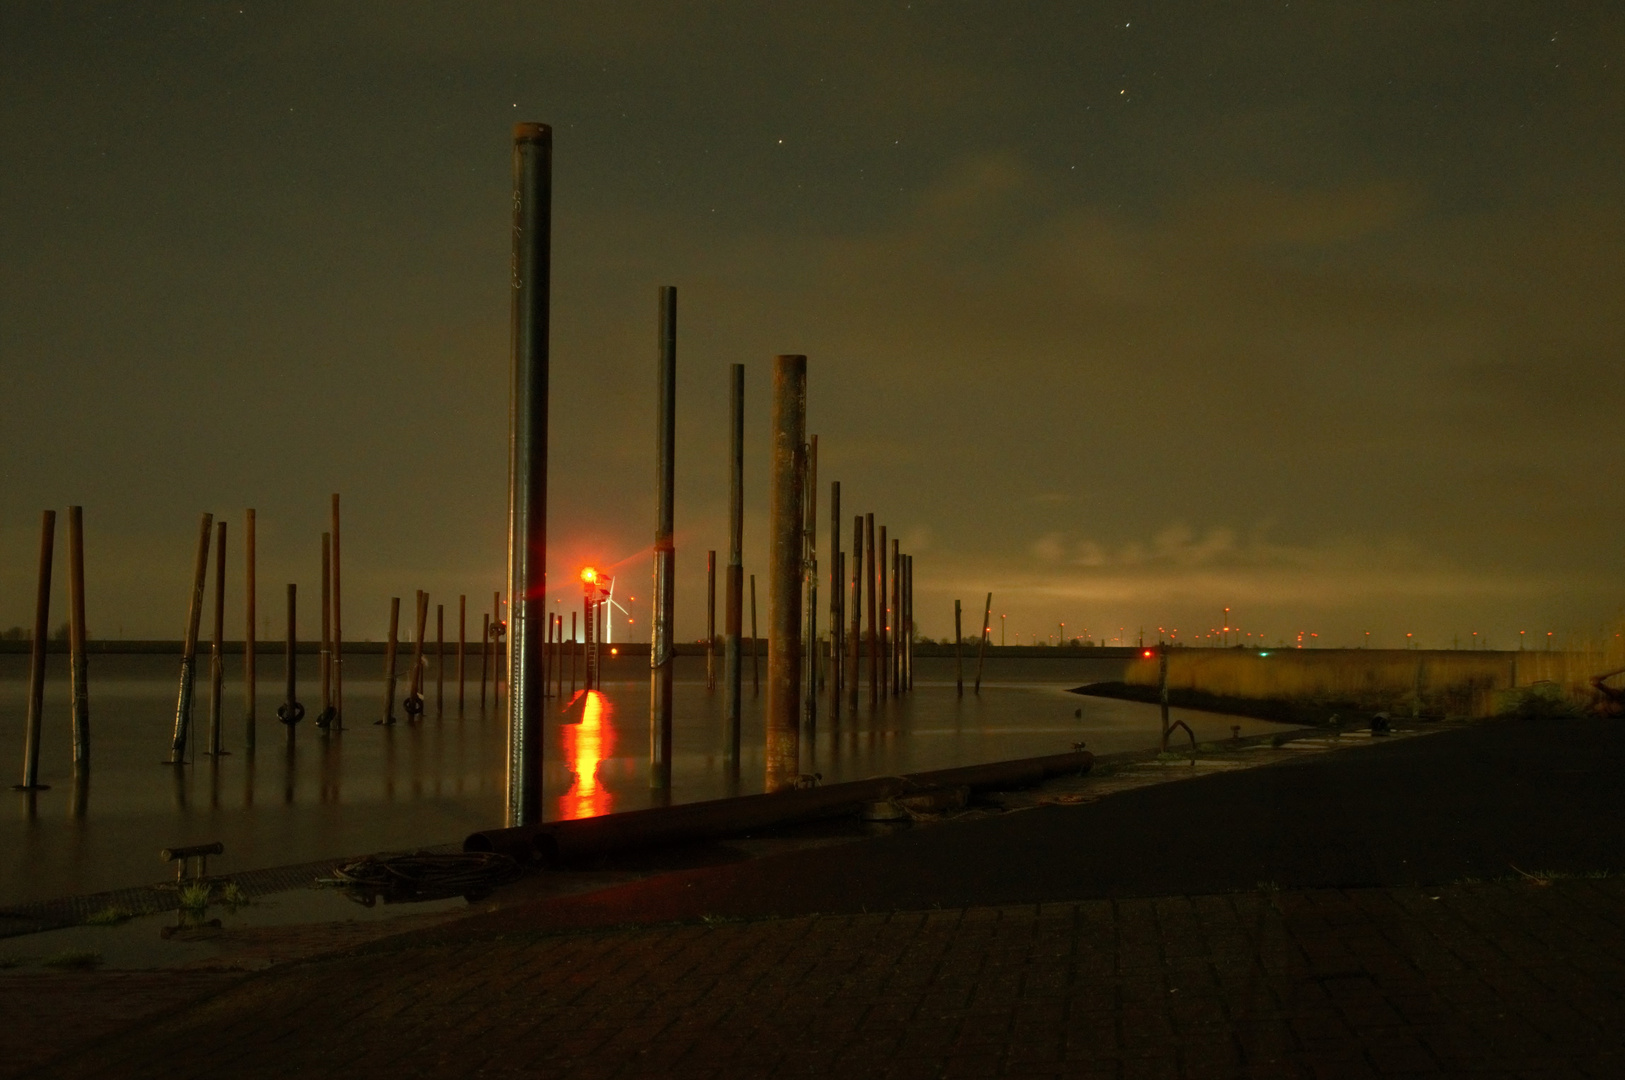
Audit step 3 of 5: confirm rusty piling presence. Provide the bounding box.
[955,600,964,697]
[407,590,428,720]
[724,362,744,761]
[67,506,89,767]
[457,595,466,716]
[706,549,716,691]
[767,354,806,792]
[382,598,401,725]
[280,584,302,732]
[244,509,256,749]
[749,574,759,693]
[17,511,55,789]
[974,592,992,695]
[330,494,343,729]
[169,513,213,765]
[208,520,227,755]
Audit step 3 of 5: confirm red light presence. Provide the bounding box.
[1141,649,1154,658]
[580,566,598,584]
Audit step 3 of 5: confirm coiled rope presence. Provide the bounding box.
[317,851,520,906]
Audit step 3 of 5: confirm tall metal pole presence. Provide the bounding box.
[650,285,677,790]
[170,513,213,764]
[67,506,89,767]
[208,520,227,755]
[767,354,806,792]
[724,363,744,764]
[18,511,55,789]
[329,494,342,730]
[505,121,551,828]
[749,574,759,693]
[245,508,256,749]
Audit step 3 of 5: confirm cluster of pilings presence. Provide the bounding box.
[13,508,87,793]
[375,589,515,725]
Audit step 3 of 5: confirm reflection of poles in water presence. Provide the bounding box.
[283,727,297,805]
[319,731,340,803]
[71,765,89,819]
[209,753,221,809]
[750,575,760,694]
[171,764,187,812]
[382,598,401,725]
[243,749,255,809]
[208,520,228,756]
[68,505,90,769]
[244,508,256,751]
[169,513,212,766]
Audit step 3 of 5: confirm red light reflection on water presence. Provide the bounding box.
[559,690,615,820]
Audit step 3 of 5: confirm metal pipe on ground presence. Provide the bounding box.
[724,363,744,764]
[244,509,256,750]
[169,513,213,765]
[766,354,806,792]
[207,521,227,756]
[17,510,55,790]
[67,506,89,768]
[467,749,1094,865]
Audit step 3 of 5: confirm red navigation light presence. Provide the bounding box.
[1141,649,1155,658]
[580,566,598,584]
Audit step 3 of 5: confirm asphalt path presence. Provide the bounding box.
[457,716,1625,936]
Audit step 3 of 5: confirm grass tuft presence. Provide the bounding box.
[84,905,134,926]
[177,880,214,912]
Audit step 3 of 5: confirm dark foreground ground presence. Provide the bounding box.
[8,716,1625,1078]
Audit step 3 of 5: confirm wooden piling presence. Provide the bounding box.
[849,515,862,715]
[865,514,877,706]
[457,594,466,715]
[244,508,256,749]
[906,556,915,691]
[17,510,55,789]
[479,612,490,712]
[974,592,992,695]
[382,597,401,725]
[436,604,445,714]
[407,590,428,719]
[749,574,759,693]
[492,591,503,693]
[706,550,716,691]
[208,520,227,755]
[803,435,819,737]
[169,513,213,764]
[955,599,964,697]
[724,362,744,762]
[67,506,89,767]
[878,525,888,698]
[281,583,301,732]
[890,538,901,696]
[766,354,807,792]
[319,533,332,726]
[330,494,343,729]
[832,552,843,721]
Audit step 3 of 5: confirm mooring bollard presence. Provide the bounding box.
[405,590,428,720]
[382,597,401,725]
[457,594,466,715]
[161,841,224,883]
[278,584,303,731]
[955,600,964,697]
[318,532,333,728]
[208,520,228,756]
[244,508,256,750]
[17,510,55,790]
[330,493,344,729]
[766,354,807,793]
[974,591,992,695]
[169,513,214,765]
[67,506,89,768]
[706,549,716,692]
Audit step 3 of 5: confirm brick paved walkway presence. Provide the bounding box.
[25,876,1625,1079]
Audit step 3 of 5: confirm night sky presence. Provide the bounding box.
[3,2,1622,648]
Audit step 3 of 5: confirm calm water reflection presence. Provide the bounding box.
[0,652,1281,905]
